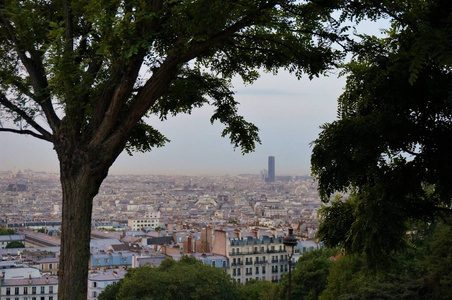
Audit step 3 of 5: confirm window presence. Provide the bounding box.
[233,269,236,276]
[15,287,19,295]
[212,261,216,267]
[49,297,53,300]
[24,287,28,295]
[49,286,53,294]
[92,291,97,297]
[32,287,36,295]
[6,288,11,295]
[32,298,36,300]
[40,286,45,294]
[262,266,266,274]
[49,263,53,269]
[222,260,226,268]
[93,282,97,288]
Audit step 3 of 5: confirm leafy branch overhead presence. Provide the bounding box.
[0,0,341,158]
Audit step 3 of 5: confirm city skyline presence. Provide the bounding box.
[0,72,342,176]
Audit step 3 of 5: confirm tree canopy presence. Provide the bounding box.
[5,240,25,248]
[0,228,15,235]
[312,0,452,265]
[99,256,239,300]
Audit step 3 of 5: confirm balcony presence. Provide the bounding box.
[271,259,278,263]
[245,261,253,265]
[254,260,267,265]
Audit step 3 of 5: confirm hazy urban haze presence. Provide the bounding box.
[0,71,343,176]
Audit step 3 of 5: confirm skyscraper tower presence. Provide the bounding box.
[268,156,275,182]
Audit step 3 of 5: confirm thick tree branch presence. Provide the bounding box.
[0,127,49,141]
[62,0,74,52]
[89,56,144,146]
[0,92,53,141]
[0,11,60,132]
[99,0,281,157]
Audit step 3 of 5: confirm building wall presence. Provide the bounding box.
[0,279,58,300]
[227,237,289,284]
[212,230,227,256]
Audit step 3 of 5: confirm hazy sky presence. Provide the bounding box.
[0,18,387,176]
[0,71,343,176]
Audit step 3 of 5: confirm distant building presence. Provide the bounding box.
[267,156,275,182]
[89,252,133,271]
[128,211,160,231]
[6,183,27,192]
[0,267,58,300]
[87,269,126,300]
[0,235,25,249]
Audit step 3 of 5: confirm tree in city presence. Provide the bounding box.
[99,255,239,300]
[0,228,15,235]
[237,279,278,300]
[278,248,339,300]
[311,0,452,266]
[0,0,342,298]
[5,240,25,248]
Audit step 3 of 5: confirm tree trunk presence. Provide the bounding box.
[57,150,111,299]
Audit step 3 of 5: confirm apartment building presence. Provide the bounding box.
[212,229,290,284]
[127,211,160,231]
[87,269,126,300]
[0,267,58,300]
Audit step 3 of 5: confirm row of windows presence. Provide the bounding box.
[5,286,54,296]
[232,266,267,276]
[5,297,54,300]
[94,257,128,264]
[230,245,286,254]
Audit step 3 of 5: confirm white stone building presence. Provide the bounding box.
[87,269,126,300]
[0,267,58,300]
[127,211,161,231]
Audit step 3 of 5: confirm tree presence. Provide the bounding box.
[237,279,278,300]
[0,228,15,235]
[99,256,239,300]
[5,240,25,248]
[428,218,452,298]
[1,1,341,298]
[311,0,452,265]
[278,248,339,300]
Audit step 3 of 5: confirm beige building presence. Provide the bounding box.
[127,211,160,231]
[212,229,290,284]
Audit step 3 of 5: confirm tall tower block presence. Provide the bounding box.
[268,156,275,182]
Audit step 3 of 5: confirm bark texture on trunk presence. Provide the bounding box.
[57,145,111,299]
